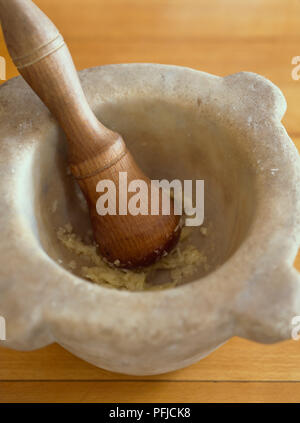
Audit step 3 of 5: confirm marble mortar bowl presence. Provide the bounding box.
[0,64,300,375]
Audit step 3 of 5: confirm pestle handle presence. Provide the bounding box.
[0,0,124,178]
[0,0,181,268]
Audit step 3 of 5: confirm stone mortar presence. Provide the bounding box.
[0,63,299,375]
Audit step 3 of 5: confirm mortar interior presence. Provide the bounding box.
[32,97,256,287]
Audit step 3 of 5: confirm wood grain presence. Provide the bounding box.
[0,0,300,403]
[2,381,300,403]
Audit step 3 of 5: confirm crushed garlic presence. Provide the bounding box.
[57,224,208,291]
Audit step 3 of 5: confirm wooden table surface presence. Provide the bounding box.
[0,0,300,403]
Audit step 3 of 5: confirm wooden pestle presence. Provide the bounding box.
[0,0,181,268]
